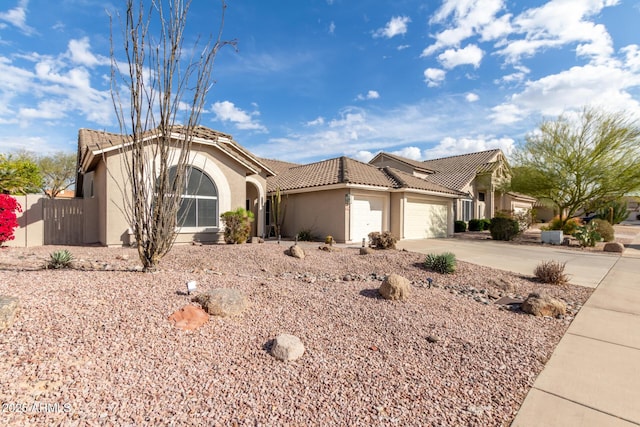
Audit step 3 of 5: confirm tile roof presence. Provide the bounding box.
[418,149,502,191]
[382,167,465,196]
[373,152,435,173]
[258,157,300,175]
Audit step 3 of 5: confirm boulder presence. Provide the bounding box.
[379,274,410,301]
[603,242,624,253]
[168,305,209,331]
[193,288,248,317]
[360,247,373,255]
[488,277,516,294]
[288,245,305,259]
[521,293,566,317]
[0,296,20,332]
[270,334,305,361]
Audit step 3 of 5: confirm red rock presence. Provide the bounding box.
[168,305,209,331]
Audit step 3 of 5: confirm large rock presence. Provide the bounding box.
[488,277,516,294]
[288,245,305,259]
[379,274,410,301]
[0,296,20,332]
[603,242,624,253]
[193,289,248,317]
[360,247,373,255]
[521,293,566,317]
[168,305,209,331]
[270,334,305,361]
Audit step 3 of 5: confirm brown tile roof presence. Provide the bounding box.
[258,157,300,175]
[373,152,435,173]
[382,167,465,196]
[419,149,502,190]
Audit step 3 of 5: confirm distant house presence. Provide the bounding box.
[369,150,536,223]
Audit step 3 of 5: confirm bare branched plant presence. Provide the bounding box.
[109,0,235,271]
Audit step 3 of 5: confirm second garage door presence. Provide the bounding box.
[404,198,448,239]
[350,196,384,243]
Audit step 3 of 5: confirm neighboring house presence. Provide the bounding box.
[263,156,465,243]
[75,126,274,246]
[369,150,535,223]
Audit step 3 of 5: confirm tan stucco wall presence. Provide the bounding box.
[280,188,347,242]
[389,192,403,240]
[6,194,44,247]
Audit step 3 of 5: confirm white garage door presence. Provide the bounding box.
[405,198,448,239]
[350,196,384,243]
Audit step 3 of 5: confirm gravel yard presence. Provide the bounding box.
[0,243,593,426]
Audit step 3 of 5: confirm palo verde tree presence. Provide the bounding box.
[510,107,640,226]
[0,153,42,195]
[110,0,235,271]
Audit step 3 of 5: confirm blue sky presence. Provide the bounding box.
[1,0,639,163]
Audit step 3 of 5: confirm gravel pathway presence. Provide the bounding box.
[0,243,592,426]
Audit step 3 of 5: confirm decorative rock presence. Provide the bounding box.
[603,242,624,253]
[360,247,373,255]
[270,334,305,361]
[521,293,566,317]
[379,274,410,301]
[168,305,209,331]
[288,245,305,259]
[426,335,439,343]
[0,296,19,332]
[193,288,248,317]
[488,278,516,293]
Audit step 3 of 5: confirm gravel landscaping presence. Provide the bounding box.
[0,242,593,426]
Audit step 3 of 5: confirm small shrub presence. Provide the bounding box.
[424,252,457,274]
[220,208,254,244]
[296,229,314,241]
[479,219,491,230]
[489,217,520,241]
[513,209,533,231]
[543,216,582,235]
[468,219,482,231]
[48,249,74,269]
[574,222,601,247]
[368,231,397,249]
[591,218,614,242]
[534,260,568,285]
[454,220,467,233]
[0,194,22,245]
[325,235,334,245]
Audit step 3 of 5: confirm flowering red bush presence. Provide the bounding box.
[0,194,22,245]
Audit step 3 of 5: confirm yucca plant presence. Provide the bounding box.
[424,252,457,274]
[48,249,74,269]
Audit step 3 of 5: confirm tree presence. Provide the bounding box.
[0,153,42,195]
[110,0,235,271]
[510,107,640,226]
[37,152,76,198]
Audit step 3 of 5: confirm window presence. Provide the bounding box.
[169,166,218,228]
[462,200,472,222]
[478,192,486,202]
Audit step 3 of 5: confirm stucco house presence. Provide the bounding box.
[369,150,536,223]
[75,126,274,246]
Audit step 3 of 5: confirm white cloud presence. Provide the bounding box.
[424,68,446,87]
[391,146,422,160]
[306,116,325,126]
[465,93,479,102]
[353,150,375,162]
[329,21,335,35]
[438,44,483,69]
[423,136,515,159]
[373,16,411,39]
[0,0,35,35]
[67,38,108,67]
[211,101,267,132]
[356,90,380,101]
[397,44,410,51]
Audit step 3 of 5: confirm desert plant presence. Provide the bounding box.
[325,235,334,245]
[468,219,482,231]
[590,218,614,242]
[220,208,254,244]
[534,260,568,285]
[543,216,582,235]
[574,222,601,247]
[270,187,287,237]
[513,209,533,231]
[0,194,22,245]
[454,220,467,233]
[368,231,397,249]
[296,229,314,241]
[489,217,520,241]
[424,252,457,274]
[594,199,628,225]
[48,249,74,269]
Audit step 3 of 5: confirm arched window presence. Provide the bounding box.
[169,166,218,228]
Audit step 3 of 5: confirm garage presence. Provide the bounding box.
[350,195,384,243]
[404,198,448,239]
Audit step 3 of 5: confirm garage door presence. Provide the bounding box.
[404,198,448,239]
[350,196,384,243]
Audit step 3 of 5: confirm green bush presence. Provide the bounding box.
[48,249,74,269]
[489,217,520,241]
[534,260,568,285]
[368,231,397,249]
[574,222,601,247]
[595,199,628,225]
[454,220,467,233]
[296,229,314,241]
[479,219,491,230]
[468,219,482,231]
[544,216,582,235]
[424,252,457,274]
[591,218,614,242]
[220,208,254,244]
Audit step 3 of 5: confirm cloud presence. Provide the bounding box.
[423,136,515,159]
[397,44,410,51]
[373,16,411,39]
[424,68,446,87]
[0,0,35,35]
[465,93,479,102]
[438,44,483,69]
[329,21,335,35]
[211,101,267,132]
[353,150,375,162]
[391,146,422,160]
[356,90,380,101]
[306,116,325,126]
[67,37,109,68]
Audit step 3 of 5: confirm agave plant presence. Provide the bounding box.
[48,249,74,269]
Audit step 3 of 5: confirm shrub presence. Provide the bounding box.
[325,235,334,245]
[296,229,314,241]
[513,209,533,231]
[424,252,457,274]
[368,231,397,249]
[220,208,254,244]
[594,199,628,225]
[48,249,74,269]
[468,219,481,231]
[454,220,467,233]
[489,217,520,241]
[574,222,601,247]
[544,216,582,235]
[591,218,614,242]
[0,194,22,245]
[534,260,568,285]
[479,219,491,230]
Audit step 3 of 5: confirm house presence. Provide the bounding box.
[262,156,465,243]
[369,150,536,223]
[75,126,275,246]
